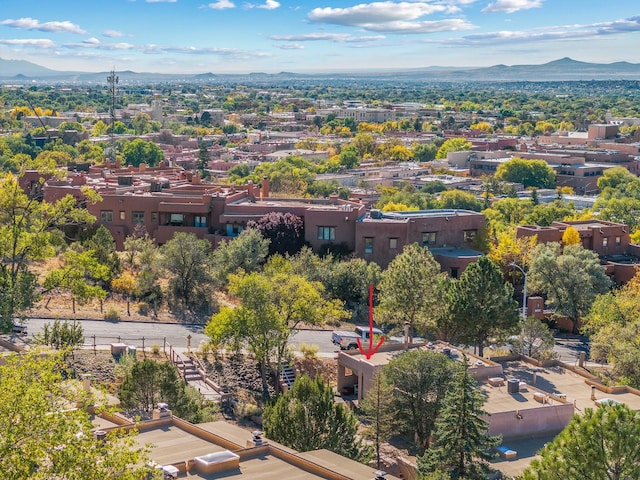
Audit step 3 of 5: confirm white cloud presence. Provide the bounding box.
[449,15,640,45]
[258,0,280,9]
[309,2,451,26]
[0,17,86,34]
[307,2,474,33]
[270,32,385,43]
[482,0,543,14]
[103,30,126,38]
[64,41,135,51]
[0,38,56,48]
[206,0,235,9]
[276,43,304,49]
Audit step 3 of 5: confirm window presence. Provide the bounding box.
[168,214,184,226]
[451,267,459,279]
[195,215,207,228]
[132,211,144,224]
[603,237,608,248]
[151,212,157,222]
[100,210,113,223]
[464,229,477,242]
[422,232,436,246]
[389,238,398,250]
[364,237,374,254]
[119,211,125,221]
[317,226,336,241]
[616,236,621,247]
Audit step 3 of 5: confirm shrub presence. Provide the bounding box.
[150,343,160,355]
[104,307,120,321]
[299,343,319,360]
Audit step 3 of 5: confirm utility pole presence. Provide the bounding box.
[107,69,118,164]
[510,262,527,321]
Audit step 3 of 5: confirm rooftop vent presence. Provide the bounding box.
[372,470,388,480]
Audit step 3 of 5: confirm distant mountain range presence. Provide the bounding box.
[2,57,640,83]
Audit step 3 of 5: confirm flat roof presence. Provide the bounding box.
[135,424,227,465]
[501,361,640,412]
[480,382,558,415]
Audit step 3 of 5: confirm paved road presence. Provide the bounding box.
[25,318,339,354]
[24,318,590,363]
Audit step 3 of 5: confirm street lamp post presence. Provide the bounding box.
[510,262,527,321]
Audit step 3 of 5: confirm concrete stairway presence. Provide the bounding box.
[176,356,203,382]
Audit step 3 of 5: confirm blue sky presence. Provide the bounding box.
[1,0,639,74]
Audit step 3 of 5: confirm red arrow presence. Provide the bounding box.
[358,283,385,359]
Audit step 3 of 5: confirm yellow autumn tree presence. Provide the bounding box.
[562,226,581,245]
[488,230,538,273]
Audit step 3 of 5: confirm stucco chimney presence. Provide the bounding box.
[261,176,269,199]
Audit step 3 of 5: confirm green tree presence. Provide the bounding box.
[325,257,381,309]
[522,404,640,480]
[360,371,395,469]
[0,173,96,331]
[412,142,438,163]
[438,190,485,211]
[119,359,205,423]
[495,157,556,189]
[211,228,269,287]
[43,247,110,314]
[207,269,347,397]
[383,349,457,453]
[338,144,360,169]
[585,274,640,386]
[160,232,214,314]
[37,319,84,351]
[510,316,555,360]
[435,138,471,159]
[263,375,371,461]
[377,243,448,340]
[417,360,501,479]
[0,351,152,479]
[123,232,156,272]
[449,256,519,357]
[84,225,121,287]
[206,272,283,398]
[528,242,610,333]
[122,139,164,167]
[196,142,210,177]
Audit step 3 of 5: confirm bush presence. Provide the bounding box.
[104,307,120,321]
[151,343,160,355]
[299,343,319,360]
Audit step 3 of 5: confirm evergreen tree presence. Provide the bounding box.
[360,371,395,469]
[449,256,519,357]
[263,375,371,461]
[417,359,501,480]
[522,404,640,480]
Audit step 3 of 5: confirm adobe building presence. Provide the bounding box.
[355,209,485,273]
[516,220,640,284]
[337,342,574,442]
[31,165,486,274]
[93,413,400,480]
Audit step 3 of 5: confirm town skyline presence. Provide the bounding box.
[1,1,639,74]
